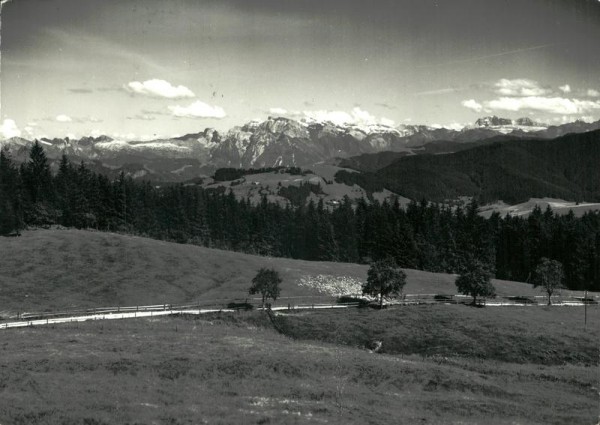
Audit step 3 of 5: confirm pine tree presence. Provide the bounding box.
[24,141,53,205]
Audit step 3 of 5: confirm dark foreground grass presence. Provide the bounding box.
[0,229,580,316]
[0,308,598,425]
[256,304,600,365]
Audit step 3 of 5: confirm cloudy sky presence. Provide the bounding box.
[1,0,599,140]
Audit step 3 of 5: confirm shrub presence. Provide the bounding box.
[227,302,254,311]
[336,296,369,307]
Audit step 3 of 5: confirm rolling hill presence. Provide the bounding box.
[0,231,597,425]
[0,229,549,315]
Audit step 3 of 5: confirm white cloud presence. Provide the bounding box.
[431,122,465,131]
[24,126,36,138]
[267,106,395,128]
[414,87,458,96]
[380,117,396,127]
[495,78,549,97]
[485,96,600,115]
[139,134,161,141]
[54,115,101,124]
[0,119,22,139]
[461,99,484,113]
[269,107,288,115]
[56,114,73,122]
[302,107,392,127]
[126,79,195,99]
[168,100,226,119]
[445,122,466,131]
[558,84,571,93]
[587,89,600,97]
[127,114,156,121]
[303,110,353,126]
[112,132,138,140]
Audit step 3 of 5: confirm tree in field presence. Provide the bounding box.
[532,258,564,305]
[455,260,495,306]
[362,259,407,308]
[249,268,282,309]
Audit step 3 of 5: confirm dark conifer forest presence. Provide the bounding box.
[335,130,600,204]
[1,142,599,291]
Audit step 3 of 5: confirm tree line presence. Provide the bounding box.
[1,142,599,291]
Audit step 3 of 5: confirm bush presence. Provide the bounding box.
[434,295,454,302]
[227,302,254,311]
[336,296,370,307]
[506,296,536,304]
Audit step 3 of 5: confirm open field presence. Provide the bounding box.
[0,306,597,425]
[202,164,405,207]
[0,229,585,316]
[1,230,598,424]
[266,305,600,365]
[480,197,600,218]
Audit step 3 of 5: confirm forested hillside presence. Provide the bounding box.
[1,142,599,290]
[336,130,600,203]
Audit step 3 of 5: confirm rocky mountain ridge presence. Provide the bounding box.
[1,116,599,181]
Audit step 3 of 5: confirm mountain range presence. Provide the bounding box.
[1,116,599,182]
[334,129,600,204]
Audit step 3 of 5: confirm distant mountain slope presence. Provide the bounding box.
[336,151,412,173]
[479,198,600,219]
[336,130,600,204]
[337,138,502,172]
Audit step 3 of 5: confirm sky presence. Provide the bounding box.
[1,0,600,140]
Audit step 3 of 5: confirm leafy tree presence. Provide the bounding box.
[362,259,407,308]
[532,258,564,305]
[455,260,495,305]
[249,268,282,309]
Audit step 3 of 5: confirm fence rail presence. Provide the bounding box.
[0,292,597,330]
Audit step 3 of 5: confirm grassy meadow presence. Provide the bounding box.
[0,229,598,424]
[0,229,580,316]
[0,306,597,425]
